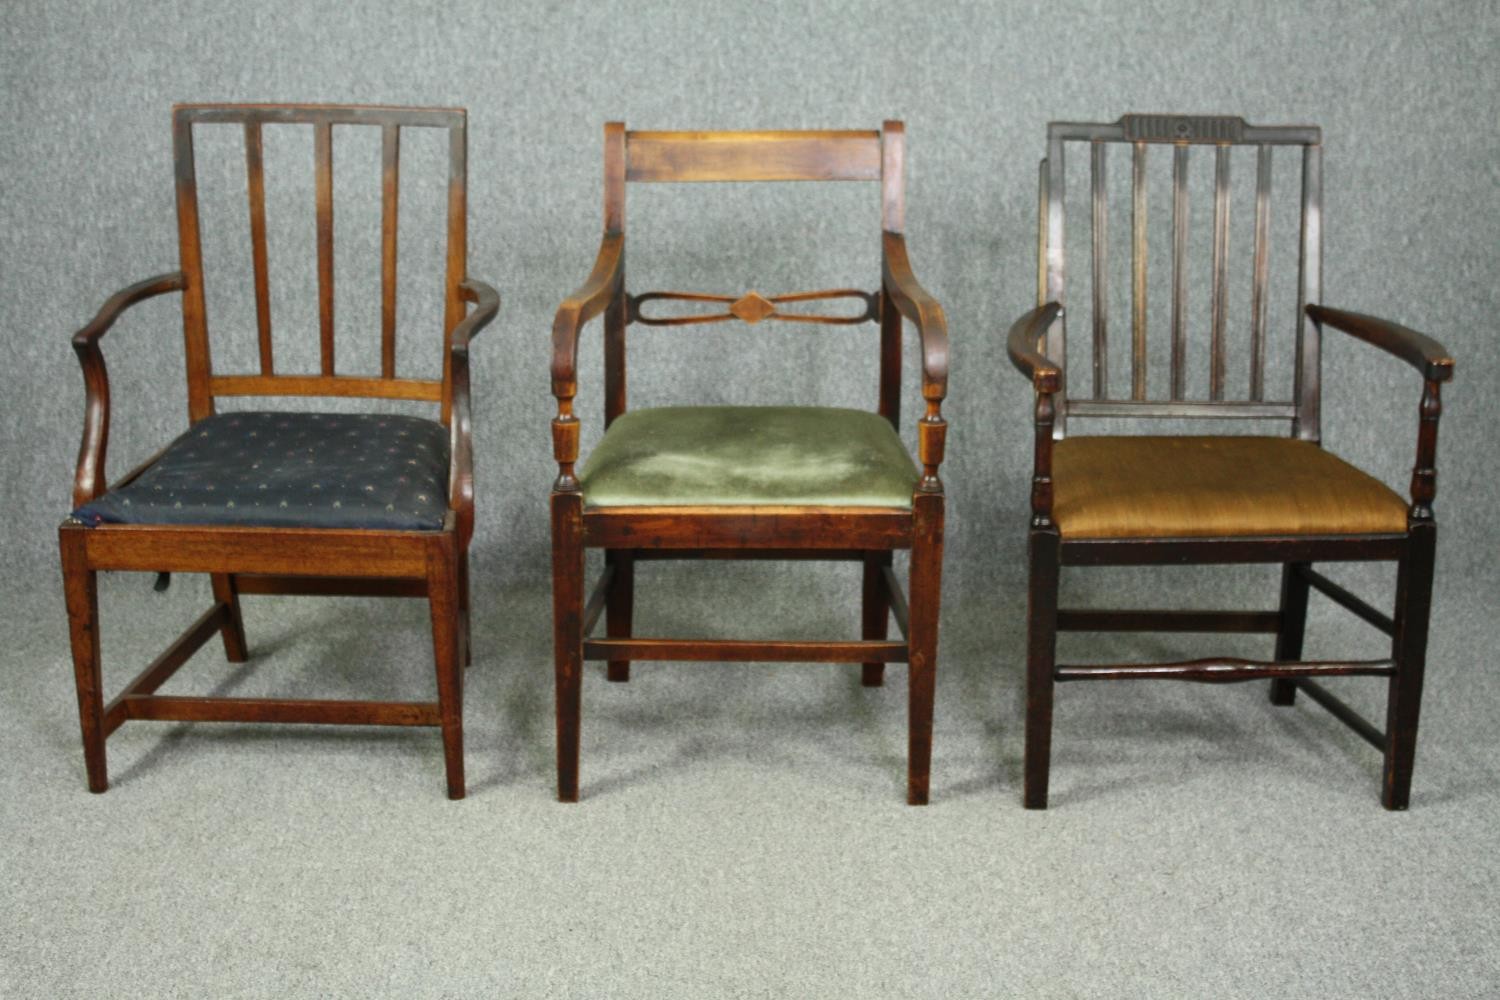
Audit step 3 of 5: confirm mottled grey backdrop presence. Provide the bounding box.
[3,2,1498,997]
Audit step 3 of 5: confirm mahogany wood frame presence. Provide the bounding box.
[60,104,499,799]
[1007,115,1454,809]
[550,122,949,804]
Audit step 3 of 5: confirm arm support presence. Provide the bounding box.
[1308,304,1455,521]
[1006,303,1065,527]
[448,278,501,545]
[70,271,187,508]
[551,231,625,490]
[1307,305,1454,383]
[1006,302,1064,394]
[881,231,949,491]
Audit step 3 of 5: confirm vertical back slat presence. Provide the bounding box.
[380,125,400,379]
[244,122,273,376]
[1170,145,1189,399]
[1044,137,1067,437]
[1209,146,1231,400]
[173,112,214,422]
[1036,159,1048,308]
[441,119,468,426]
[314,122,335,376]
[1130,141,1147,400]
[1090,143,1108,398]
[1295,143,1323,441]
[1250,144,1272,400]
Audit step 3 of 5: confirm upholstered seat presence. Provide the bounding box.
[578,405,918,508]
[72,411,450,531]
[1051,436,1409,539]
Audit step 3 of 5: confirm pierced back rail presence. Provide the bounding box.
[601,123,905,426]
[172,104,468,425]
[1037,114,1322,440]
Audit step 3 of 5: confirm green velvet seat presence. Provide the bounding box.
[578,406,918,508]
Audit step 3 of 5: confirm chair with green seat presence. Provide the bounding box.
[550,122,949,804]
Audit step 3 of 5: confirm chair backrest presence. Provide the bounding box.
[597,122,908,426]
[171,103,469,425]
[1038,114,1323,440]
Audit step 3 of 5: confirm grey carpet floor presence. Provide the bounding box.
[4,562,1498,998]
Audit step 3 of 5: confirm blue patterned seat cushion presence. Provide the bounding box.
[73,412,450,531]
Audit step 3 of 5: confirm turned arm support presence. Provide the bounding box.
[881,231,949,492]
[551,231,625,490]
[447,278,500,544]
[1005,303,1066,527]
[70,271,187,508]
[1307,305,1456,522]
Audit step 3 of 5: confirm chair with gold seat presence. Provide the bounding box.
[1006,114,1454,809]
[550,122,948,804]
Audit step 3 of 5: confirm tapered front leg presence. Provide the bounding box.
[605,549,633,683]
[1024,528,1060,809]
[906,494,944,805]
[427,535,465,800]
[861,551,892,687]
[60,525,108,793]
[1270,562,1310,705]
[1384,525,1436,810]
[210,573,249,663]
[552,492,585,802]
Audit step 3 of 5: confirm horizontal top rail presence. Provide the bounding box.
[625,130,882,182]
[1049,115,1319,145]
[173,103,464,128]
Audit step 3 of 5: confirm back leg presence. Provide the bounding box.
[606,550,633,683]
[1270,562,1310,705]
[210,573,249,663]
[862,552,891,687]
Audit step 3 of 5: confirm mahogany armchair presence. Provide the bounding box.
[551,122,949,803]
[60,104,498,798]
[1008,115,1454,809]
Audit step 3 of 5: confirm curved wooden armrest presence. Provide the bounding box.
[1006,303,1064,394]
[550,232,625,492]
[1308,304,1456,523]
[1307,305,1454,383]
[551,232,624,399]
[72,271,186,349]
[447,278,501,544]
[70,272,187,508]
[452,278,500,352]
[881,232,948,401]
[881,232,950,492]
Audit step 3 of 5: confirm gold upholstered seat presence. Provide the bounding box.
[1051,436,1409,539]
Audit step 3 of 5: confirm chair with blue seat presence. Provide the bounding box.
[550,122,949,804]
[59,103,498,798]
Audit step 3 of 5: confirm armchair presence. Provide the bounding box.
[1007,115,1454,809]
[551,122,949,803]
[59,104,498,798]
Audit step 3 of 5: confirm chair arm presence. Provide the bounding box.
[447,279,501,544]
[1307,305,1454,383]
[880,231,949,491]
[1006,303,1064,394]
[1308,305,1455,521]
[1005,303,1065,527]
[70,272,187,508]
[550,231,625,491]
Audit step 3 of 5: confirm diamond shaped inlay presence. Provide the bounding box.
[729,291,776,324]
